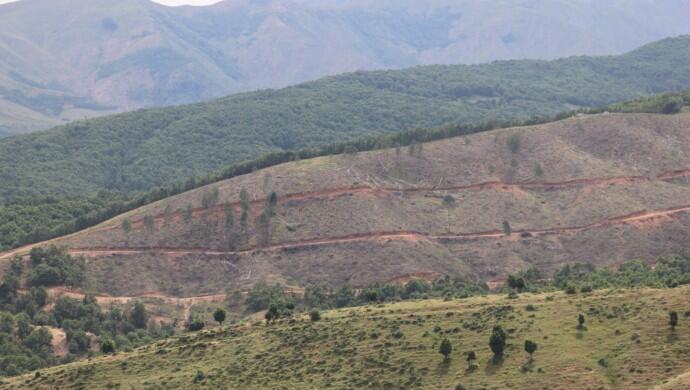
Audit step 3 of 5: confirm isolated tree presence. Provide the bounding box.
[101,339,116,354]
[489,325,507,362]
[507,274,525,292]
[143,215,155,234]
[121,219,132,233]
[187,314,205,331]
[442,195,457,232]
[439,338,453,362]
[670,311,679,331]
[265,303,279,323]
[502,220,512,236]
[662,96,684,114]
[201,188,219,209]
[239,190,251,230]
[130,301,148,329]
[262,174,273,195]
[183,205,193,224]
[524,340,538,361]
[163,205,173,224]
[578,313,585,330]
[266,192,278,217]
[507,133,521,154]
[224,204,235,229]
[213,308,226,326]
[466,350,477,369]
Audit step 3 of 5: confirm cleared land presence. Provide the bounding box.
[4,286,690,389]
[1,112,689,297]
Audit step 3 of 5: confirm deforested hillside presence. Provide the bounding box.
[5,286,690,389]
[2,36,690,200]
[2,111,689,297]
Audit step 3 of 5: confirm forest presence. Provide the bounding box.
[1,36,690,202]
[0,90,687,252]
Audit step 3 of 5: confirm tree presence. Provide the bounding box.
[101,339,116,354]
[24,327,52,354]
[502,220,512,236]
[267,192,278,216]
[15,313,32,340]
[130,302,148,329]
[506,274,525,292]
[265,303,279,323]
[143,215,155,234]
[466,350,477,370]
[309,310,321,322]
[213,308,226,326]
[662,96,684,114]
[183,205,193,223]
[442,195,457,232]
[439,338,452,361]
[121,219,132,233]
[670,311,679,331]
[224,204,235,229]
[201,188,219,209]
[524,340,538,361]
[489,325,507,362]
[578,313,586,330]
[187,314,205,331]
[507,133,521,153]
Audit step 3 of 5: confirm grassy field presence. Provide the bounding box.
[5,286,690,389]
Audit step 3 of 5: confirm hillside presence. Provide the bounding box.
[2,111,689,297]
[3,36,690,201]
[3,0,690,136]
[4,286,690,389]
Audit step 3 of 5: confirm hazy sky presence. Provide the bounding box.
[0,0,223,5]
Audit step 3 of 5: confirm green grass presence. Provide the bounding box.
[6,286,690,389]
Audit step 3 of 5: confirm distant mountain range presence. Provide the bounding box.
[2,0,690,136]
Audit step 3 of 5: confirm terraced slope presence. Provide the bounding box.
[1,112,688,298]
[5,286,690,389]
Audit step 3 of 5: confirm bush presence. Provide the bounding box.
[101,339,116,354]
[309,310,321,322]
[187,316,205,332]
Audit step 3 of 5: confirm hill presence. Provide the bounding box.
[3,36,690,201]
[2,110,689,297]
[4,285,690,389]
[3,0,690,136]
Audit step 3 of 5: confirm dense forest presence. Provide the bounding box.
[0,90,688,252]
[0,247,174,376]
[1,36,690,202]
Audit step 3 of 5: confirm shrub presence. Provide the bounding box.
[101,339,116,354]
[309,310,321,322]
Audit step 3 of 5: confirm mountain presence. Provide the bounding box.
[4,284,690,389]
[2,35,690,201]
[2,109,689,297]
[3,0,690,136]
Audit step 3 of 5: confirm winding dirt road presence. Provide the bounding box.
[1,167,688,262]
[66,204,690,258]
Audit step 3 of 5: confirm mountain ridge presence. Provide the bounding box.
[3,0,690,135]
[2,35,690,202]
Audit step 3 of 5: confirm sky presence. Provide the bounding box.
[0,0,223,5]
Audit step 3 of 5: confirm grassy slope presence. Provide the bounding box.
[5,286,690,389]
[2,36,690,199]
